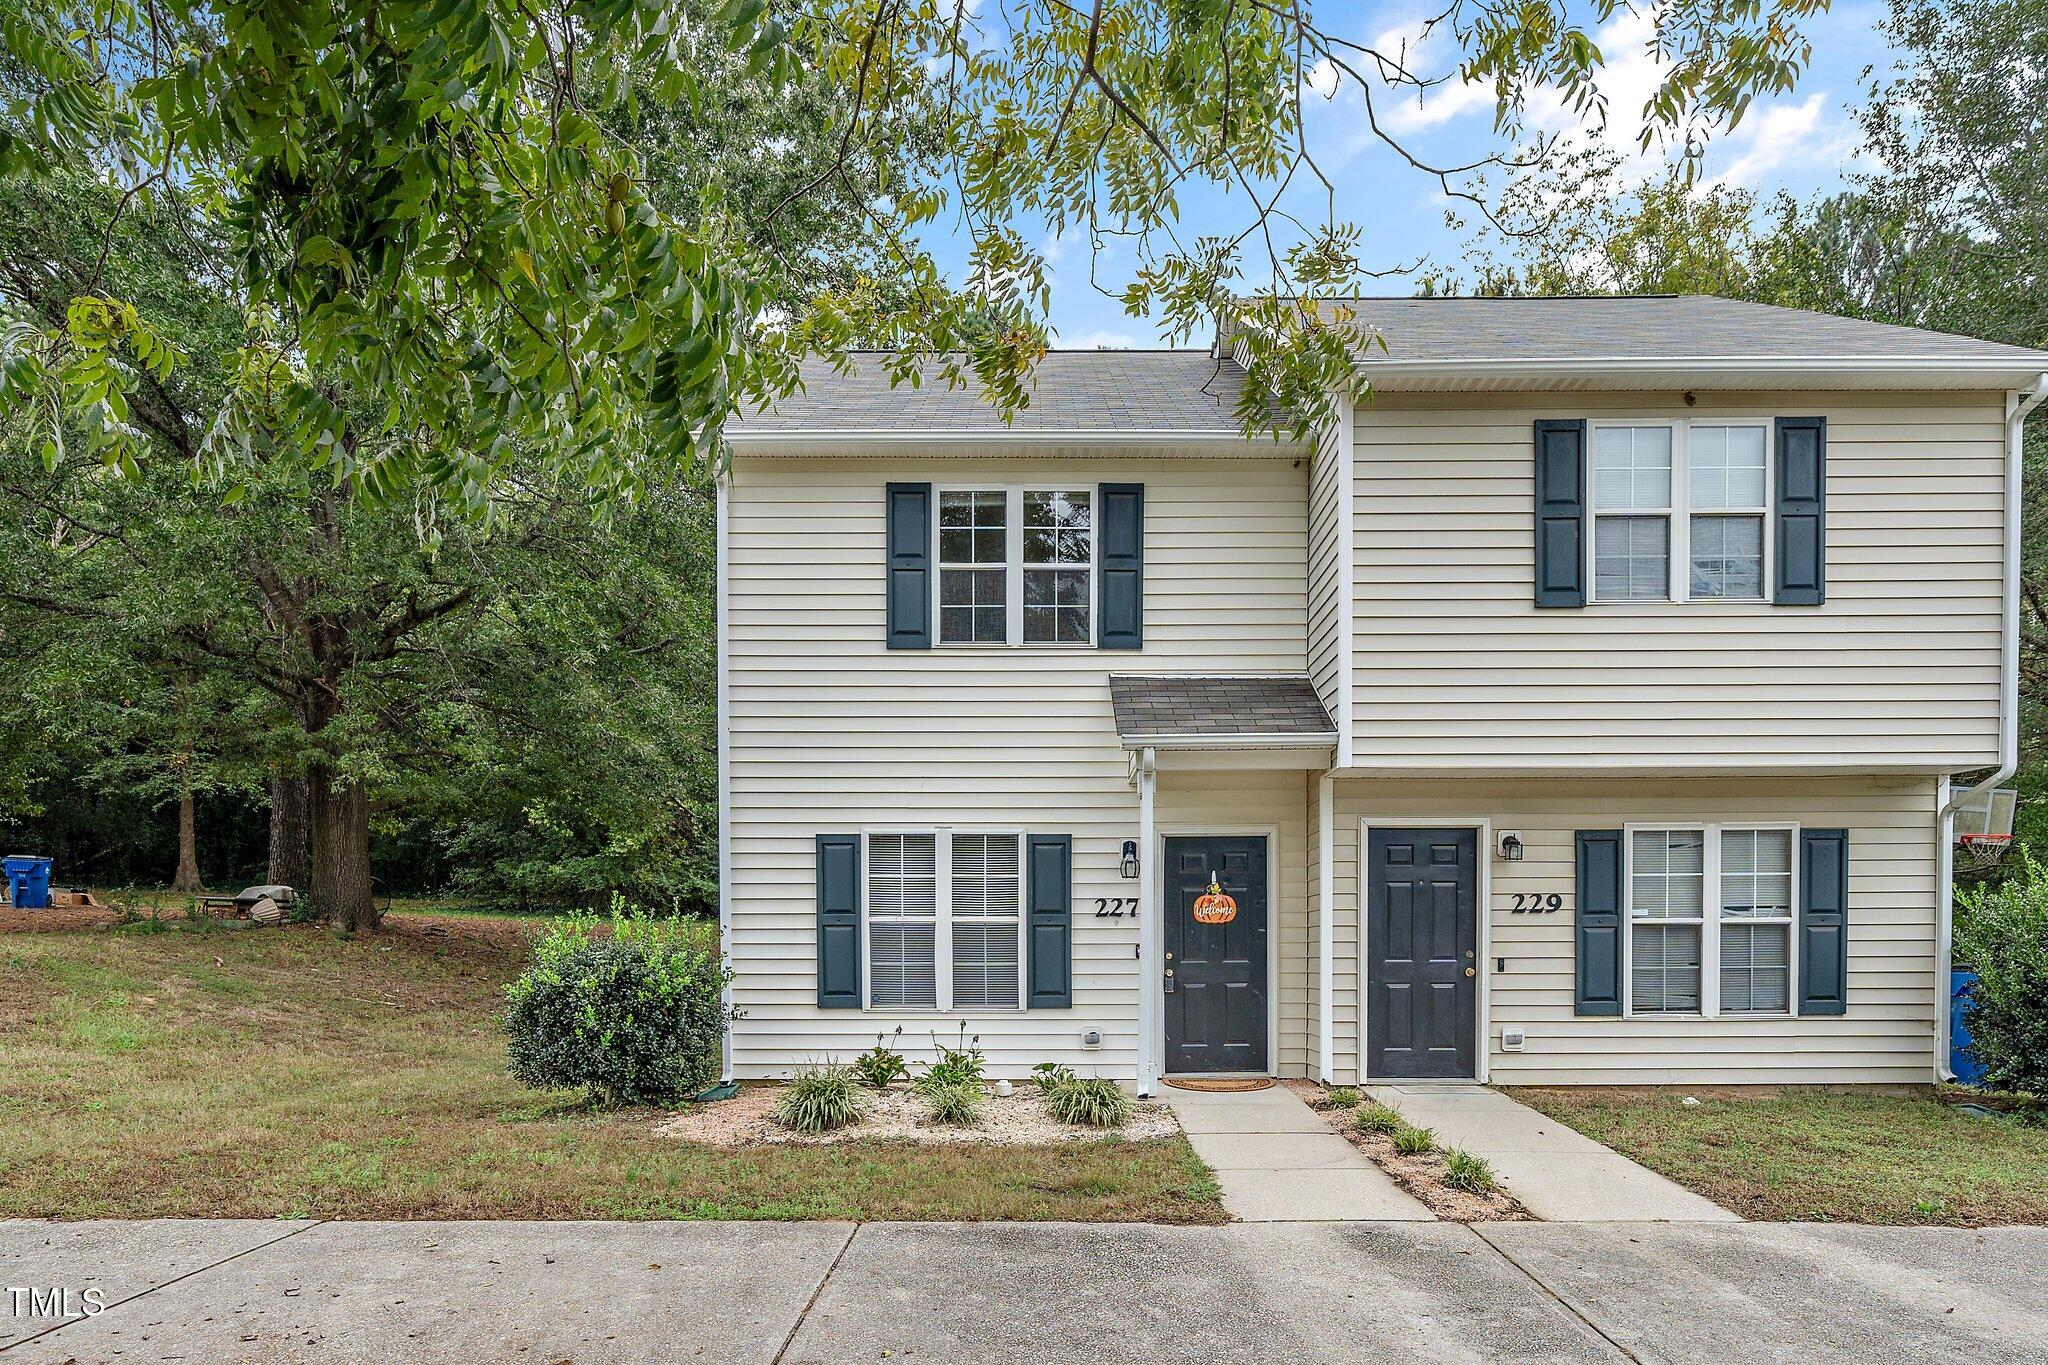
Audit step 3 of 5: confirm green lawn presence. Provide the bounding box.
[1514,1086,2048,1225]
[0,916,1222,1222]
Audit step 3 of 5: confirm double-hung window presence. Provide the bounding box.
[1625,824,1797,1017]
[1591,421,1770,602]
[863,830,1024,1011]
[937,488,1094,645]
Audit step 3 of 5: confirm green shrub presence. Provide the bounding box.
[1390,1124,1436,1155]
[1443,1148,1498,1194]
[502,906,731,1106]
[918,1023,986,1090]
[923,1080,985,1126]
[852,1030,909,1088]
[1031,1061,1078,1088]
[1957,854,2048,1096]
[1043,1076,1132,1128]
[1353,1102,1405,1134]
[775,1065,867,1133]
[1325,1086,1361,1108]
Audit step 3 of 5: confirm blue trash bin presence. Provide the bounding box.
[1951,968,1988,1086]
[3,855,52,910]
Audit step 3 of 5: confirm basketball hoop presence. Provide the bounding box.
[1960,834,2013,869]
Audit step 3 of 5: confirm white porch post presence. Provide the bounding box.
[1318,772,1335,1083]
[1136,747,1158,1094]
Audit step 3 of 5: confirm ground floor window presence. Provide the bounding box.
[864,830,1022,1012]
[1626,823,1796,1018]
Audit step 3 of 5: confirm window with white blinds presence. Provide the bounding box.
[1625,824,1799,1018]
[866,834,938,1009]
[864,831,1023,1012]
[949,834,1022,1010]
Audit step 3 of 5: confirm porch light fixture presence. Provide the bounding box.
[1498,831,1525,862]
[1120,840,1139,879]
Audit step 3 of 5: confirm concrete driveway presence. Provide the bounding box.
[3,1217,2044,1364]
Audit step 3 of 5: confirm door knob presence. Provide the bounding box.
[1464,967,1476,977]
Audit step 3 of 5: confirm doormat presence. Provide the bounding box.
[1164,1077,1275,1093]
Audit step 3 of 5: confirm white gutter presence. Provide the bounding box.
[1352,355,2048,381]
[1317,772,1335,1082]
[1136,747,1158,1095]
[725,428,1274,449]
[1119,732,1338,750]
[1933,371,2048,1082]
[715,472,735,1084]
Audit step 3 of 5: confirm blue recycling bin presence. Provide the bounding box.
[3,855,52,910]
[1951,968,1988,1086]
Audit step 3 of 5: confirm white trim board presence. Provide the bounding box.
[1356,817,1493,1085]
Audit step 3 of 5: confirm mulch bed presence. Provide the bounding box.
[1285,1080,1531,1222]
[656,1082,1181,1147]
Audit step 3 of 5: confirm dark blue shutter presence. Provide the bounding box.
[1097,484,1144,649]
[1774,417,1826,605]
[1575,830,1623,1016]
[1534,420,1588,607]
[1799,828,1848,1015]
[885,483,932,648]
[816,834,862,1008]
[1025,834,1073,1008]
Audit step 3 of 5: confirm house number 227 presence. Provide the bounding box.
[1094,897,1138,918]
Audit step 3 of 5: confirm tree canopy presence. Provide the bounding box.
[1,0,1834,503]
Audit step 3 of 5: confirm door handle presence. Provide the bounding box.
[1464,967,1476,978]
[1164,969,1175,994]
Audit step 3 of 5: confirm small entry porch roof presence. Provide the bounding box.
[1109,674,1336,770]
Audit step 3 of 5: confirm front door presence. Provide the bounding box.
[1365,828,1479,1079]
[1164,836,1268,1074]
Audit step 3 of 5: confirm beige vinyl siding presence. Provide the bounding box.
[1350,391,2005,773]
[1306,402,1347,719]
[1336,775,1940,1086]
[726,453,1307,1079]
[1156,770,1312,1076]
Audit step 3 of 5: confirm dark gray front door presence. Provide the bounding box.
[1366,828,1478,1079]
[1164,836,1269,1074]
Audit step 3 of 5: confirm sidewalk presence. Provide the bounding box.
[1370,1083,1739,1222]
[6,1218,2046,1363]
[1160,1083,1432,1221]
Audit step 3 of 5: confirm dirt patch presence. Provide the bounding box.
[1286,1080,1530,1222]
[656,1083,1181,1147]
[0,904,132,933]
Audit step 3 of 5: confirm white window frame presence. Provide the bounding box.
[1622,821,1801,1019]
[932,485,1098,648]
[858,826,1028,1014]
[1587,418,1774,604]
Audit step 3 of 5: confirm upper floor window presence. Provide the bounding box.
[937,487,1094,646]
[1591,421,1769,603]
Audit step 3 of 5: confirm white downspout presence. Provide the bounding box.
[1136,746,1158,1094]
[1934,373,2047,1081]
[1317,772,1335,1083]
[715,471,735,1084]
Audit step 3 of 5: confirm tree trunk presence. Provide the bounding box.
[171,786,203,893]
[267,775,310,890]
[308,764,377,931]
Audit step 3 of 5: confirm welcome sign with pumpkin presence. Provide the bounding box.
[1192,878,1238,925]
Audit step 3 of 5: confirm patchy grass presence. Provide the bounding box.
[1514,1086,2048,1226]
[0,920,1222,1223]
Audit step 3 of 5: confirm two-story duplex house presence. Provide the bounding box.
[717,295,2048,1092]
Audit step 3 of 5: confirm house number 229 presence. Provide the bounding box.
[1508,893,1565,914]
[1094,897,1138,918]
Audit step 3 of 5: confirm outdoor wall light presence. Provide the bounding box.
[1498,831,1525,862]
[1120,840,1139,879]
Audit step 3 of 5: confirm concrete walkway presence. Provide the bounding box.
[1371,1083,1739,1222]
[1160,1083,1432,1222]
[6,1218,2047,1363]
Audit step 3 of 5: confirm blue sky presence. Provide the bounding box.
[918,2,1897,348]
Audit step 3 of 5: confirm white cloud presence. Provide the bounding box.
[1706,94,1856,189]
[1058,328,1139,349]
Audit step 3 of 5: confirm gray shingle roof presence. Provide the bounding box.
[1109,674,1336,745]
[732,351,1246,433]
[1316,295,2048,364]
